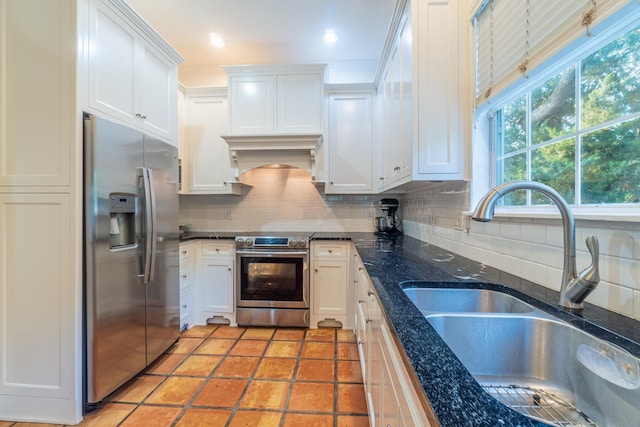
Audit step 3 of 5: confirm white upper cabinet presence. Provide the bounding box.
[378,0,469,191]
[225,64,325,135]
[181,88,245,195]
[414,0,464,177]
[276,74,323,133]
[228,75,275,134]
[326,92,375,194]
[88,0,182,143]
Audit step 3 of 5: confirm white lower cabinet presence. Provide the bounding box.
[196,241,236,326]
[310,242,351,328]
[351,245,431,427]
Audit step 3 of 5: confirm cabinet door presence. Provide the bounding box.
[277,73,322,133]
[89,2,137,124]
[0,0,73,188]
[185,96,234,193]
[200,258,234,313]
[0,194,73,399]
[327,94,374,193]
[416,0,462,177]
[139,42,176,141]
[229,75,274,134]
[312,259,348,316]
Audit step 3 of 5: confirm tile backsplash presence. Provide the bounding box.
[402,181,640,321]
[179,167,383,232]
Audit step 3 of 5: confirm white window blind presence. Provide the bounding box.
[474,0,629,106]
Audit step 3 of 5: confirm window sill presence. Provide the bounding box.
[463,206,640,223]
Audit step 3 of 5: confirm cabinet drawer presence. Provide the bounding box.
[312,242,348,258]
[201,242,235,256]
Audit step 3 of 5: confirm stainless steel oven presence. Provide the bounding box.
[235,235,310,327]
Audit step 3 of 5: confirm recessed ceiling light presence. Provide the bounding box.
[322,30,339,44]
[209,33,226,47]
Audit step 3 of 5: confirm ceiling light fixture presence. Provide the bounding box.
[209,33,226,47]
[322,29,339,44]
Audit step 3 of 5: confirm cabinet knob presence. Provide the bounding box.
[368,290,374,296]
[182,250,187,254]
[228,267,232,271]
[182,274,187,278]
[366,318,373,323]
[314,268,318,272]
[328,249,332,253]
[216,248,220,252]
[182,304,187,308]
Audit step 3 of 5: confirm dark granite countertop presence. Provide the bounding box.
[180,231,236,241]
[315,232,640,426]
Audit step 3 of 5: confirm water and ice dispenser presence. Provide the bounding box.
[109,193,136,249]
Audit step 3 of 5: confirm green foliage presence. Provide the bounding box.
[497,24,640,206]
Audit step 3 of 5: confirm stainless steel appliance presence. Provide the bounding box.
[83,113,180,407]
[235,235,310,327]
[374,198,401,234]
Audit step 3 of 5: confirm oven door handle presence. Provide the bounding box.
[236,250,309,257]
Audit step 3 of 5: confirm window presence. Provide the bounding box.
[494,23,640,207]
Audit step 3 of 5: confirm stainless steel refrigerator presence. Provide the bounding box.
[83,113,180,406]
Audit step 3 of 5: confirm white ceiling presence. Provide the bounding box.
[125,0,397,86]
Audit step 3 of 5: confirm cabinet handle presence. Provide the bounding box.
[358,300,365,304]
[182,250,187,254]
[182,274,187,278]
[358,267,363,272]
[366,318,373,323]
[367,290,374,296]
[379,177,384,181]
[182,304,187,308]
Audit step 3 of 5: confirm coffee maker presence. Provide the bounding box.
[374,198,401,234]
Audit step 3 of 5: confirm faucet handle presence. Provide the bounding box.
[565,235,600,306]
[582,235,600,284]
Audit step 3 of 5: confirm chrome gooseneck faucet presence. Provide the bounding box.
[472,181,600,310]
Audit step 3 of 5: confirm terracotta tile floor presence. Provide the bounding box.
[5,326,368,427]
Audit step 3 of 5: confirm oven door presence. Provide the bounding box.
[236,250,309,309]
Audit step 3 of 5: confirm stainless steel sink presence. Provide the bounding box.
[403,287,535,314]
[427,314,640,427]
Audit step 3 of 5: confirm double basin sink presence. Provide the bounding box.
[403,287,640,427]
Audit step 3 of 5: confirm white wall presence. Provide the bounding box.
[179,167,383,232]
[401,181,640,320]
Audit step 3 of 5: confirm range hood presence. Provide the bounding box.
[222,133,323,180]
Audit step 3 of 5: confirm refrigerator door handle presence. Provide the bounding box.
[139,167,154,283]
[146,167,158,283]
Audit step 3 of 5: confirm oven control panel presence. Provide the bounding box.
[235,236,308,249]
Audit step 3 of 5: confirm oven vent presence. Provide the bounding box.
[222,133,323,181]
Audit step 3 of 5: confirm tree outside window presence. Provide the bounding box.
[495,24,640,206]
